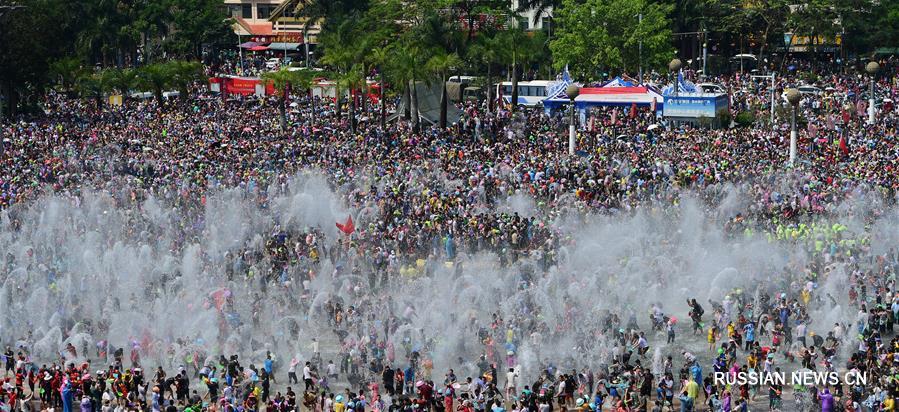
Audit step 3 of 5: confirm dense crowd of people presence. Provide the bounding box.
[2,59,899,412]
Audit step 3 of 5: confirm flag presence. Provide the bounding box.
[629,103,637,119]
[651,98,657,113]
[562,65,571,83]
[611,109,617,125]
[336,215,355,235]
[839,134,849,157]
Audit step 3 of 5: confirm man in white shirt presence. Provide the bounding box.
[504,368,518,399]
[303,362,315,391]
[327,360,338,380]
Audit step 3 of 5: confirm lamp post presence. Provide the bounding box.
[784,88,801,166]
[669,58,682,98]
[866,61,880,125]
[566,84,580,156]
[637,13,643,84]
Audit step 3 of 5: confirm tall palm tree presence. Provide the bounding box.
[49,57,86,94]
[168,61,203,102]
[262,68,300,131]
[76,71,110,108]
[369,47,390,129]
[426,52,462,129]
[104,68,139,102]
[469,33,502,114]
[137,63,171,106]
[391,42,425,133]
[288,68,318,122]
[499,27,545,113]
[338,68,365,134]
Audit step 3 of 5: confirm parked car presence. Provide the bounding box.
[797,85,822,96]
[697,83,726,94]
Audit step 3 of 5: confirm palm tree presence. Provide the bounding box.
[262,68,299,131]
[76,71,110,108]
[391,42,425,133]
[137,63,171,107]
[168,61,203,101]
[515,0,560,34]
[338,68,365,134]
[104,68,139,102]
[369,47,390,129]
[426,52,462,129]
[499,27,545,113]
[49,57,87,94]
[288,68,318,122]
[469,34,502,114]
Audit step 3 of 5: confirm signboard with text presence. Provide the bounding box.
[663,93,729,119]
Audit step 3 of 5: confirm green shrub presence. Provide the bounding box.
[735,110,756,127]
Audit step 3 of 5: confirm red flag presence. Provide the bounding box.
[629,103,637,119]
[839,135,849,157]
[336,215,355,235]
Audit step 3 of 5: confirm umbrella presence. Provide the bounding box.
[249,46,269,52]
[647,124,660,131]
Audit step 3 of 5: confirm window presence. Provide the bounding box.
[257,4,276,19]
[226,4,241,17]
[503,85,512,95]
[536,86,546,96]
[241,3,253,19]
[523,17,532,29]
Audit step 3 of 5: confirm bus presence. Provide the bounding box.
[497,80,557,107]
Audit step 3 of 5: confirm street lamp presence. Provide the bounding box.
[566,84,580,156]
[784,88,801,166]
[669,58,682,98]
[866,61,880,125]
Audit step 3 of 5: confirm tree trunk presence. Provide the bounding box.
[336,85,343,121]
[8,86,18,119]
[758,23,771,71]
[309,89,315,123]
[486,64,494,114]
[439,71,448,129]
[280,91,288,131]
[360,65,368,115]
[409,79,420,133]
[154,88,164,108]
[510,60,519,113]
[349,89,357,133]
[402,84,411,121]
[379,71,386,129]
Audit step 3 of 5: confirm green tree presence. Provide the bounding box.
[550,0,673,80]
[468,33,503,113]
[105,67,140,100]
[166,0,232,59]
[262,68,301,131]
[137,63,172,106]
[369,47,391,128]
[76,71,110,107]
[499,27,545,113]
[338,68,365,133]
[49,57,88,94]
[426,52,462,129]
[168,61,203,100]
